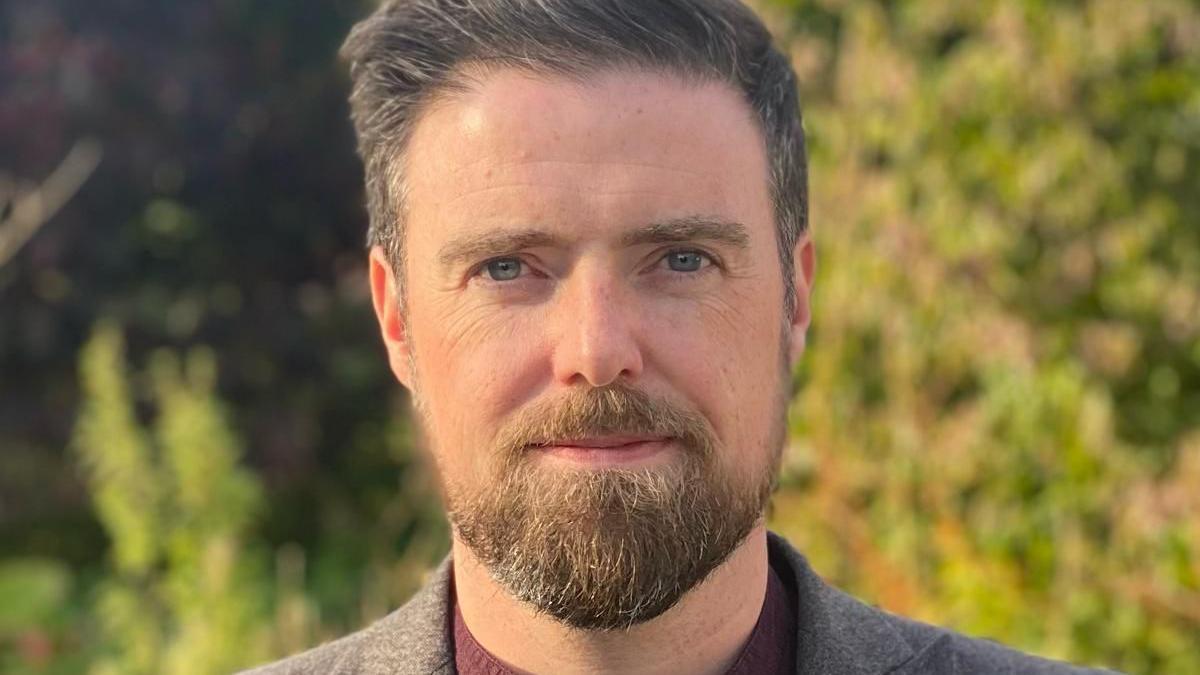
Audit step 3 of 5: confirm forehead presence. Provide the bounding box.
[403,67,773,246]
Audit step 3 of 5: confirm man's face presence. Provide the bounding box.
[370,68,813,629]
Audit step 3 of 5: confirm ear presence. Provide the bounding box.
[368,246,415,389]
[786,234,816,367]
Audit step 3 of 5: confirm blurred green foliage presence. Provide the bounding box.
[1,0,1197,673]
[44,324,444,674]
[766,0,1200,672]
[74,323,269,674]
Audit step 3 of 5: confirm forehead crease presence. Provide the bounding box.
[449,158,714,179]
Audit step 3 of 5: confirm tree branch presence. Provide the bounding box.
[0,138,103,268]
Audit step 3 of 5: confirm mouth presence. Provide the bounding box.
[530,435,675,466]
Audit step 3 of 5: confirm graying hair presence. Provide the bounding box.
[341,0,808,314]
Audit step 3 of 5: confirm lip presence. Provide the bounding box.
[531,436,675,466]
[535,435,668,449]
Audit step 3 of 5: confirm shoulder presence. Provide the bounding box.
[238,558,455,675]
[765,531,1119,674]
[240,629,372,675]
[881,612,1118,674]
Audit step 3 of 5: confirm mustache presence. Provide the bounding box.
[493,382,717,460]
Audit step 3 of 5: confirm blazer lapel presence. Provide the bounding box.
[360,557,456,675]
[768,532,915,675]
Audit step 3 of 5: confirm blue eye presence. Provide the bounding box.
[665,251,708,272]
[484,257,523,281]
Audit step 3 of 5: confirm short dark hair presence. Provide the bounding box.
[341,0,807,313]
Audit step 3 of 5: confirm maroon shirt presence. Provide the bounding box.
[452,565,797,674]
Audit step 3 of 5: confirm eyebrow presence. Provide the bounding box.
[437,216,751,268]
[620,216,750,249]
[438,229,567,268]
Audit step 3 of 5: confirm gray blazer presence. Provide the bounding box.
[243,532,1116,674]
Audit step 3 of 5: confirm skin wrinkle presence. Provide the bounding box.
[436,183,734,212]
[447,157,717,178]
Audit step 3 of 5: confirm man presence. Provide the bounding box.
[247,1,1113,673]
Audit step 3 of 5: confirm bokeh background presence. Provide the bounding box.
[2,0,1198,673]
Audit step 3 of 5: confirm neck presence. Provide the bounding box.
[452,524,770,675]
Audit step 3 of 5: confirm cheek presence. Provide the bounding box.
[409,299,548,470]
[643,285,785,464]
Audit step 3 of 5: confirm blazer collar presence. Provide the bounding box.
[361,556,456,674]
[767,531,914,674]
[362,532,914,674]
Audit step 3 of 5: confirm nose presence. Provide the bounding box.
[550,266,644,388]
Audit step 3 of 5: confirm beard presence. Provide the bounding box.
[432,381,786,631]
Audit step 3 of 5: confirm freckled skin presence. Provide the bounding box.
[368,67,815,674]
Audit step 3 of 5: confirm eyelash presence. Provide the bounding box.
[470,257,541,284]
[470,249,720,283]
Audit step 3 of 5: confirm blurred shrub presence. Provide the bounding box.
[766,1,1200,672]
[73,323,270,674]
[0,559,71,635]
[57,321,446,673]
[0,558,75,674]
